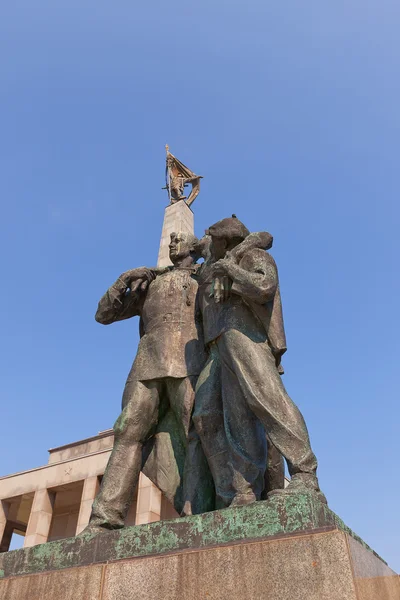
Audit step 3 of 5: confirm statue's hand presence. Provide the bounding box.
[223,251,236,263]
[211,259,233,277]
[119,268,156,291]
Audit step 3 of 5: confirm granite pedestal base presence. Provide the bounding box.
[0,494,398,599]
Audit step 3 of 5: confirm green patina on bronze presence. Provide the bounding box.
[0,494,384,580]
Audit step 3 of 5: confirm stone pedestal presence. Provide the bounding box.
[0,495,398,599]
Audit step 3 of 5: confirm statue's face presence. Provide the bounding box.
[169,232,192,263]
[210,236,227,261]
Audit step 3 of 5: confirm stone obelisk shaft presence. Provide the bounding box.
[157,201,195,267]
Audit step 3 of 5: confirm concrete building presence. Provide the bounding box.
[0,429,179,552]
[0,200,194,552]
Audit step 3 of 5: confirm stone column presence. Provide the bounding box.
[76,477,100,534]
[24,489,55,548]
[157,201,194,267]
[135,474,162,525]
[0,501,10,552]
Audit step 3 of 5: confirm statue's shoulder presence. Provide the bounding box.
[240,247,276,266]
[156,266,174,277]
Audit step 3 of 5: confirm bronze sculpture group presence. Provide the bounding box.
[84,207,326,534]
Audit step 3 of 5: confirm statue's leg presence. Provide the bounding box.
[168,376,215,515]
[167,376,196,444]
[218,338,267,506]
[86,379,161,531]
[181,422,215,515]
[218,330,324,500]
[192,346,235,509]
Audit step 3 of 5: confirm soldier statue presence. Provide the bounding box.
[192,216,326,506]
[85,232,212,533]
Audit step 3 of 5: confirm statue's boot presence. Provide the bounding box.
[229,492,257,507]
[81,440,143,533]
[209,449,236,509]
[267,472,327,505]
[79,524,108,536]
[181,501,193,517]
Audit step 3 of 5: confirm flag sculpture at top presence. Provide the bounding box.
[164,145,203,207]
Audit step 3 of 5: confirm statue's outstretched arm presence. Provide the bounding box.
[95,280,141,325]
[95,267,159,325]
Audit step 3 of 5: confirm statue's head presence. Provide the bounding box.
[206,215,250,260]
[169,231,199,265]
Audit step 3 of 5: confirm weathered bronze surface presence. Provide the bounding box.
[86,205,325,533]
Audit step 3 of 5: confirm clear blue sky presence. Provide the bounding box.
[1,1,399,569]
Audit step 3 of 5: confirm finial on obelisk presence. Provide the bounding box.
[163,146,202,207]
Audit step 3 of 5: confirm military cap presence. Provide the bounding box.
[206,215,250,241]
